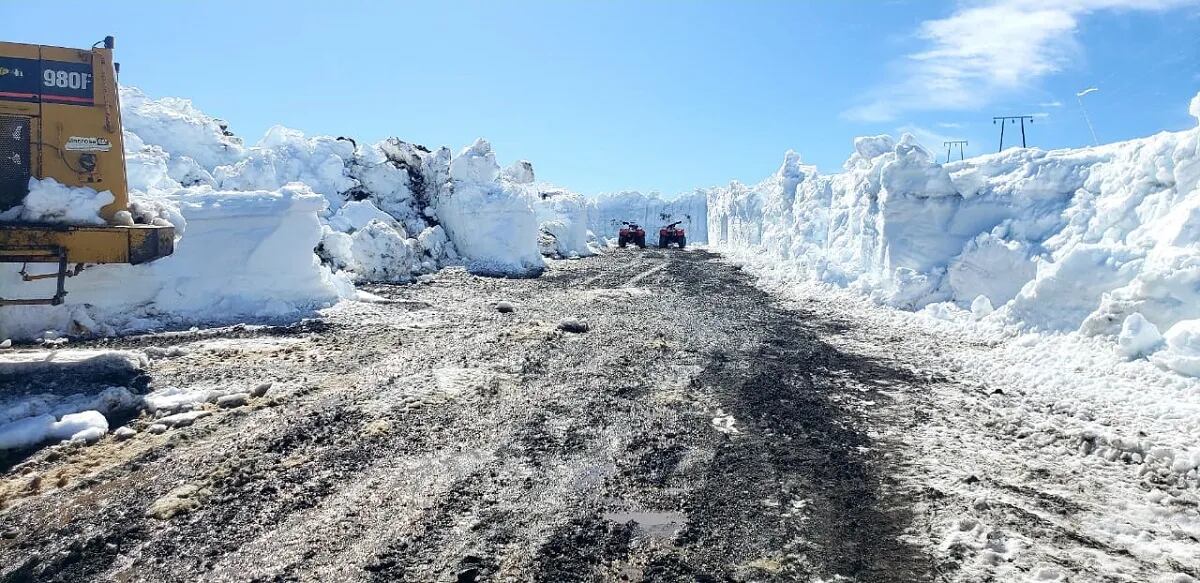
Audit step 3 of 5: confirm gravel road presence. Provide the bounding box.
[0,249,935,582]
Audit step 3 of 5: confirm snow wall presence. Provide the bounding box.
[589,191,708,245]
[0,87,597,340]
[707,94,1200,377]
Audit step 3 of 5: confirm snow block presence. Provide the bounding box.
[437,139,544,277]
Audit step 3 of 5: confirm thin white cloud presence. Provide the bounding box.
[1039,100,1064,107]
[937,121,965,128]
[897,124,961,155]
[844,0,1196,122]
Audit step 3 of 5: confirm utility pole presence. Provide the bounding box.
[993,115,1034,152]
[943,140,968,163]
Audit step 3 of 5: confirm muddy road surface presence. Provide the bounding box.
[0,250,934,582]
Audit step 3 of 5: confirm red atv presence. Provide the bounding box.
[618,222,647,248]
[658,221,686,248]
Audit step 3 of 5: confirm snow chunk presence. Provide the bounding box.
[51,410,109,442]
[1118,313,1163,359]
[437,139,544,276]
[143,385,214,414]
[18,178,115,225]
[1007,244,1144,332]
[970,295,994,320]
[449,138,501,184]
[0,410,108,450]
[112,210,135,226]
[158,410,211,428]
[503,160,535,184]
[350,220,418,282]
[1154,319,1200,377]
[532,188,595,258]
[327,199,397,233]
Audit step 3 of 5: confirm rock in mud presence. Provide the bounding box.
[558,317,589,333]
[251,382,273,398]
[217,393,250,408]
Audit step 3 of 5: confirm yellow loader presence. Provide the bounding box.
[0,36,174,306]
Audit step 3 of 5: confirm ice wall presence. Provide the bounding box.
[708,93,1200,376]
[588,190,708,244]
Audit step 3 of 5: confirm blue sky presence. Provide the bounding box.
[3,1,1199,196]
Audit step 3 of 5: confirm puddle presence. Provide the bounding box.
[603,509,687,539]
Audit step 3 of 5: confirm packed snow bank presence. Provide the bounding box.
[589,190,708,245]
[436,139,544,276]
[3,85,593,337]
[708,93,1200,376]
[0,184,348,339]
[0,178,115,225]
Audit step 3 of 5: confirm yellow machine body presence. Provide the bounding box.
[0,37,174,306]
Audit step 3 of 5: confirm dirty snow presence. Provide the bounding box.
[0,349,146,379]
[739,267,1200,582]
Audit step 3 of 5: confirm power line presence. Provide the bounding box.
[943,140,968,163]
[992,115,1035,152]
